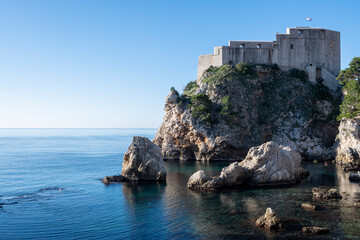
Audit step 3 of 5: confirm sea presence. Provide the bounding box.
[0,128,360,239]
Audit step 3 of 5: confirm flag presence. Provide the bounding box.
[306,17,312,21]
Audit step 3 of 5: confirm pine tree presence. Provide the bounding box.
[338,79,360,120]
[337,57,360,85]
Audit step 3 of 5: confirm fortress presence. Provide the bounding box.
[197,27,340,90]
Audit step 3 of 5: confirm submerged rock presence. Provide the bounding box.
[312,187,342,199]
[301,202,320,211]
[188,141,308,189]
[335,118,360,170]
[102,175,129,184]
[302,226,330,234]
[255,208,281,230]
[121,136,167,181]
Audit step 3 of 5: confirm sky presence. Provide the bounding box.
[0,0,359,128]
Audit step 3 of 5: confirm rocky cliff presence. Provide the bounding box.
[154,64,340,161]
[335,118,360,170]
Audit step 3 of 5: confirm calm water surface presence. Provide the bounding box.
[1,128,360,239]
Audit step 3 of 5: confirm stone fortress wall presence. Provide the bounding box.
[197,27,340,90]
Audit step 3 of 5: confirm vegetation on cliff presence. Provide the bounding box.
[337,57,360,120]
[155,63,340,161]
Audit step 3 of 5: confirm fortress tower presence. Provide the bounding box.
[197,27,340,90]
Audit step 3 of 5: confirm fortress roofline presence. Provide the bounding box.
[286,27,340,33]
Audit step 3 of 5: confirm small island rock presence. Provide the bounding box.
[121,136,167,181]
[188,141,308,189]
[255,208,281,230]
[312,187,342,199]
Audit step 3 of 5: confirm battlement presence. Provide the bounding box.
[197,27,341,90]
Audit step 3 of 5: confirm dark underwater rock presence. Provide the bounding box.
[302,226,330,234]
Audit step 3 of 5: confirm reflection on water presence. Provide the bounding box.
[1,127,360,239]
[120,161,360,239]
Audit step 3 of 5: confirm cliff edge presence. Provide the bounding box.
[154,64,340,161]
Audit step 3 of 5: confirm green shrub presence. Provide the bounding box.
[289,68,307,81]
[235,63,253,75]
[189,93,212,124]
[183,81,198,96]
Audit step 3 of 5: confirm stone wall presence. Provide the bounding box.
[197,27,341,91]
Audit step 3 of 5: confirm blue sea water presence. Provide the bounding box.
[1,128,360,239]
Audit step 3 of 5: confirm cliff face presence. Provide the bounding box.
[154,64,340,161]
[335,118,360,169]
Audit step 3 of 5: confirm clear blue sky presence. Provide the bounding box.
[0,0,358,128]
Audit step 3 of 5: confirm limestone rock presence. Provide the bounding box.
[302,226,330,234]
[121,136,167,181]
[241,142,306,185]
[154,67,339,162]
[312,187,342,199]
[335,118,360,170]
[301,202,319,211]
[187,170,212,189]
[102,175,129,184]
[255,208,281,230]
[187,141,308,190]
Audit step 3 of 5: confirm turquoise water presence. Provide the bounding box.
[1,129,360,239]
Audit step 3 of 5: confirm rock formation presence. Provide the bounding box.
[187,141,309,189]
[302,227,330,234]
[121,136,167,181]
[154,65,339,161]
[255,208,281,230]
[312,187,342,199]
[102,175,129,184]
[187,170,212,189]
[335,117,360,170]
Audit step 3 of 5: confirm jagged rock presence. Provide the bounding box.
[335,118,360,169]
[121,136,167,181]
[188,141,308,189]
[187,170,212,189]
[102,175,129,184]
[301,202,319,211]
[255,208,281,230]
[302,226,330,234]
[153,66,339,161]
[312,187,342,199]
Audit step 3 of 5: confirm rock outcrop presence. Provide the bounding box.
[154,65,339,161]
[187,141,308,189]
[102,175,129,184]
[255,208,281,230]
[312,187,342,199]
[335,118,360,170]
[301,202,320,211]
[187,170,212,189]
[302,227,330,234]
[121,136,167,181]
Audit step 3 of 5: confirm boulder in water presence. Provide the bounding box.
[121,136,167,181]
[312,187,342,199]
[255,208,281,230]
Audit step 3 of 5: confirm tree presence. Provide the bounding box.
[337,57,360,85]
[337,79,360,120]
